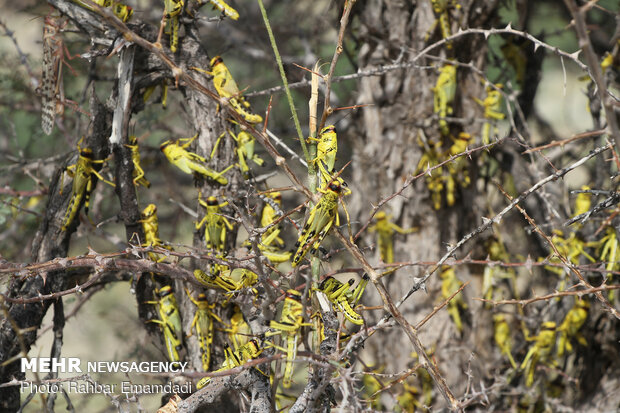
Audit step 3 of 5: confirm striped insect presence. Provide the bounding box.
[194,56,263,124]
[425,0,461,49]
[164,0,184,53]
[195,193,233,253]
[292,180,350,267]
[60,139,115,232]
[196,339,264,389]
[432,62,457,137]
[266,290,312,388]
[317,274,369,325]
[187,290,221,371]
[308,125,338,187]
[41,14,67,135]
[146,285,184,363]
[203,0,239,20]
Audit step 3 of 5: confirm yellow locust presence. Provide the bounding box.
[292,180,350,267]
[146,285,184,363]
[266,289,312,388]
[194,56,263,124]
[196,339,264,389]
[368,211,417,264]
[317,275,368,325]
[187,290,221,371]
[61,139,115,232]
[160,134,232,185]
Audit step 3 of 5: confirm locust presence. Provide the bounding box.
[474,84,505,144]
[425,0,461,49]
[266,289,312,388]
[291,180,351,267]
[368,211,417,264]
[308,125,338,188]
[439,266,467,333]
[212,129,265,179]
[126,135,150,188]
[254,192,291,263]
[196,339,264,389]
[146,285,184,363]
[187,290,221,371]
[556,299,589,358]
[41,15,67,135]
[163,0,184,52]
[317,275,368,325]
[432,62,457,137]
[195,193,234,253]
[194,56,263,124]
[520,321,557,387]
[200,0,239,20]
[160,134,233,185]
[61,139,115,232]
[493,313,517,369]
[139,203,172,262]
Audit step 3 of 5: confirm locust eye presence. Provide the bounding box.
[319,276,334,289]
[80,149,93,159]
[210,56,223,67]
[328,181,341,192]
[286,290,302,301]
[158,286,172,297]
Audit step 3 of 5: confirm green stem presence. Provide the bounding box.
[257,0,310,164]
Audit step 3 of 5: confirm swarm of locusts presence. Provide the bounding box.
[38,0,614,410]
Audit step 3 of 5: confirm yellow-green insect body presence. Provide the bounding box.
[61,142,115,232]
[369,211,417,264]
[224,305,252,351]
[292,181,344,267]
[255,192,292,263]
[439,266,467,332]
[415,137,444,210]
[318,275,368,325]
[193,269,239,291]
[573,186,592,218]
[73,0,133,22]
[196,339,264,389]
[493,314,517,368]
[187,291,221,371]
[266,290,312,388]
[205,0,239,20]
[445,132,473,206]
[111,1,133,21]
[195,194,233,253]
[598,226,618,301]
[232,130,264,178]
[432,63,457,136]
[474,84,505,144]
[164,0,183,52]
[160,134,232,185]
[204,56,263,124]
[520,321,557,387]
[140,203,172,262]
[146,286,184,363]
[126,135,150,188]
[556,299,589,358]
[426,0,460,48]
[309,125,338,187]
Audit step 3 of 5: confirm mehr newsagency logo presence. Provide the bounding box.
[20,357,192,395]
